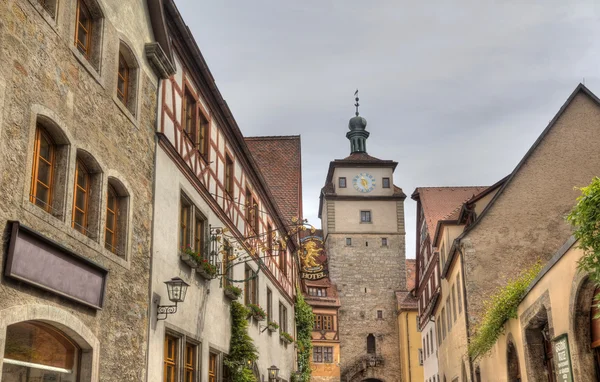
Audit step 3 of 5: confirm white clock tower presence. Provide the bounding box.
[318,96,407,382]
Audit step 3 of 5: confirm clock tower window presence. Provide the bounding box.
[339,177,347,188]
[382,177,390,188]
[360,211,372,223]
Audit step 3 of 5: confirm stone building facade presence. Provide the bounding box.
[0,0,160,379]
[144,1,302,381]
[319,111,406,382]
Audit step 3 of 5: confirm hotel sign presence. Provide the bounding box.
[553,334,573,382]
[299,236,328,280]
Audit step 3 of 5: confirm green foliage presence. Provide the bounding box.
[225,301,258,382]
[280,331,294,343]
[225,284,243,298]
[567,177,600,283]
[293,288,314,382]
[247,303,266,320]
[468,262,541,360]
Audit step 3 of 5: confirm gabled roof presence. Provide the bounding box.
[245,136,303,225]
[396,259,418,310]
[406,259,416,290]
[411,186,488,240]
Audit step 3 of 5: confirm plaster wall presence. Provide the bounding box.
[332,167,395,197]
[334,200,399,233]
[149,147,296,382]
[436,254,469,382]
[476,244,591,381]
[398,311,424,382]
[0,0,158,379]
[462,91,600,325]
[420,319,437,382]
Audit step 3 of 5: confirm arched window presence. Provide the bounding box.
[116,42,139,115]
[105,178,129,257]
[74,0,104,69]
[2,321,79,381]
[73,150,102,239]
[507,339,521,382]
[30,120,70,218]
[367,333,376,354]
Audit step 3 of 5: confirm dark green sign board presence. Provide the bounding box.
[553,334,573,382]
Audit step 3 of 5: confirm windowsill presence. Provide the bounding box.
[360,222,373,224]
[70,46,104,89]
[22,202,131,270]
[112,97,139,127]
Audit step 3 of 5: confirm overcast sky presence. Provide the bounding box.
[174,1,600,258]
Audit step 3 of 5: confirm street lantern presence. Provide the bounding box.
[157,277,190,320]
[165,277,189,303]
[268,365,279,381]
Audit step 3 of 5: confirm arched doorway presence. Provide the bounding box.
[570,274,598,381]
[523,304,555,381]
[367,334,376,354]
[507,339,521,382]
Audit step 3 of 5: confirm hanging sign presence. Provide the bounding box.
[552,334,573,382]
[299,236,328,280]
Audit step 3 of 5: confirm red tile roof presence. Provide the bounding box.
[413,186,488,239]
[245,136,302,225]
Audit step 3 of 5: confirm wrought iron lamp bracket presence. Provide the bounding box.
[157,302,178,321]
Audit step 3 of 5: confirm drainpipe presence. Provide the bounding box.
[458,245,475,382]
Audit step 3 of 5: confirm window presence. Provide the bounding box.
[164,335,177,382]
[209,353,217,382]
[437,319,442,345]
[423,338,427,359]
[446,298,452,331]
[367,333,376,354]
[267,288,273,323]
[38,0,58,18]
[30,127,55,213]
[267,224,273,258]
[117,53,129,104]
[313,346,323,363]
[381,237,388,247]
[314,314,333,331]
[194,210,205,255]
[308,287,327,297]
[279,302,288,333]
[105,184,118,253]
[244,266,257,305]
[324,347,333,363]
[382,177,390,188]
[360,210,371,223]
[225,155,234,196]
[441,309,447,339]
[430,328,434,353]
[2,321,79,381]
[418,348,423,365]
[452,285,458,322]
[72,159,90,235]
[185,343,197,382]
[197,112,209,158]
[75,0,92,57]
[245,188,258,232]
[180,195,192,250]
[346,237,352,246]
[339,177,347,188]
[377,310,383,319]
[222,239,233,287]
[280,244,287,276]
[183,88,197,142]
[457,274,463,314]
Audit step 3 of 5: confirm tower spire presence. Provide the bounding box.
[346,89,369,154]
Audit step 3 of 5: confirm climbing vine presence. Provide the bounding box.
[567,177,600,287]
[225,301,258,382]
[292,288,314,382]
[468,262,541,360]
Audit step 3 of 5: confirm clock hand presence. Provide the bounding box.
[361,177,368,188]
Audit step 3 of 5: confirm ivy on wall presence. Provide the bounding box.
[225,301,259,382]
[567,177,600,288]
[468,262,541,360]
[292,288,314,382]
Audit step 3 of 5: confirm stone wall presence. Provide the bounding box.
[326,233,406,382]
[0,0,158,380]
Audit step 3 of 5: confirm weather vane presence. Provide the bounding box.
[354,89,360,116]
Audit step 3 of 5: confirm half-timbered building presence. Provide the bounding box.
[145,1,301,381]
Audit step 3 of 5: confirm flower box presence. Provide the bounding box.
[247,304,267,321]
[280,331,294,344]
[224,285,242,300]
[180,252,199,268]
[267,321,279,332]
[196,259,217,280]
[197,266,215,280]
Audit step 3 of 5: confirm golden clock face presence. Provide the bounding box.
[353,173,376,193]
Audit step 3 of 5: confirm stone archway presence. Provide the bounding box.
[521,293,554,382]
[569,273,598,381]
[0,304,99,381]
[506,336,521,382]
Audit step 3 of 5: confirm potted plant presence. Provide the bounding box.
[224,285,242,300]
[197,259,217,280]
[267,321,279,333]
[247,303,266,321]
[280,331,294,344]
[180,246,200,268]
